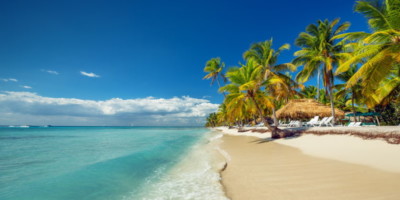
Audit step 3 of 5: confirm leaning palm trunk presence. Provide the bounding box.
[249,96,281,138]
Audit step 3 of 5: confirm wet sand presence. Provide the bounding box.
[220,135,400,200]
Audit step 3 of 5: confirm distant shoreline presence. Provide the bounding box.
[0,125,205,128]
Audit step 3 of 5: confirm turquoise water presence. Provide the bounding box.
[0,127,225,200]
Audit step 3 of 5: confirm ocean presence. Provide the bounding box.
[0,127,227,200]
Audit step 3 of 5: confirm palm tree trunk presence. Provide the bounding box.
[249,95,281,138]
[216,78,226,97]
[317,68,320,100]
[329,84,336,125]
[272,107,278,127]
[351,92,357,122]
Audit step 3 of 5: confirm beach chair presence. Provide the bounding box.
[288,120,301,127]
[255,122,264,127]
[347,122,355,127]
[284,121,293,127]
[281,120,294,127]
[353,122,362,127]
[282,121,291,127]
[279,120,289,127]
[315,117,328,127]
[305,116,319,127]
[319,116,333,127]
[293,121,302,127]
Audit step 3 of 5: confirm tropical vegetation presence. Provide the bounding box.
[204,0,400,130]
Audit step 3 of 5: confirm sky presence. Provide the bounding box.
[0,0,370,126]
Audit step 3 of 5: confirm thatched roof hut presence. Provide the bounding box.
[276,99,345,119]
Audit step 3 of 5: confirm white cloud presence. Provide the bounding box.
[0,92,219,126]
[80,71,100,78]
[1,78,18,82]
[42,70,59,75]
[22,86,32,89]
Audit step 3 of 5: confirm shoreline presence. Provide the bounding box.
[220,126,400,144]
[213,127,400,200]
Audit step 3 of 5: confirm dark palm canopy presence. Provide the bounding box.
[301,85,318,99]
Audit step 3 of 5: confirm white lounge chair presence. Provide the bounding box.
[255,122,264,127]
[353,122,362,127]
[305,116,319,127]
[288,120,301,127]
[279,121,289,127]
[281,120,295,127]
[347,122,355,127]
[320,116,333,127]
[293,121,302,127]
[315,117,328,127]
[283,121,293,127]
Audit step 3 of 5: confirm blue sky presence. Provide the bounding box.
[0,0,370,125]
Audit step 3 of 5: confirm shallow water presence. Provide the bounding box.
[0,127,226,200]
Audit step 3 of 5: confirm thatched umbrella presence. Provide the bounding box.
[276,99,345,119]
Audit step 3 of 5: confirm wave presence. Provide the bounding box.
[132,131,229,200]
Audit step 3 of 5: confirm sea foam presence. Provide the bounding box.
[131,130,228,200]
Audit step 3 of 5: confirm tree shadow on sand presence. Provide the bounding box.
[248,127,313,144]
[250,134,302,144]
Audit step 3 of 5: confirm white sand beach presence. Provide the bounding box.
[214,126,400,200]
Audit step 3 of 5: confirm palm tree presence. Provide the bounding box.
[372,65,400,105]
[216,103,229,126]
[205,112,218,127]
[243,39,297,126]
[301,85,318,99]
[220,59,284,138]
[203,57,227,96]
[335,0,400,105]
[223,88,250,127]
[293,18,351,124]
[317,89,330,104]
[217,69,250,126]
[335,65,364,121]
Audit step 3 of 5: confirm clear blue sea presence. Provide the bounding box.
[0,127,227,200]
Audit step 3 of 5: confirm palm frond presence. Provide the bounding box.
[347,49,394,92]
[335,44,382,75]
[274,63,297,72]
[332,32,370,42]
[355,0,392,30]
[333,21,351,36]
